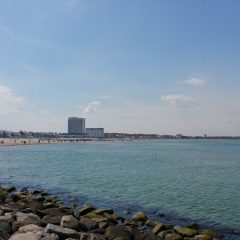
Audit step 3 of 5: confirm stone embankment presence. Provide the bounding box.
[0,185,221,240]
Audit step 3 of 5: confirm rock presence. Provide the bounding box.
[125,226,143,240]
[140,231,158,240]
[200,228,216,237]
[9,232,40,240]
[185,223,199,230]
[42,215,62,226]
[152,223,166,234]
[105,225,133,240]
[60,215,79,230]
[4,185,16,193]
[45,223,79,240]
[194,235,212,240]
[9,231,59,240]
[146,220,159,228]
[17,224,43,233]
[37,208,68,218]
[0,219,11,233]
[12,212,41,232]
[79,217,98,231]
[132,211,148,222]
[91,217,108,223]
[0,229,10,240]
[79,232,106,240]
[165,233,183,240]
[157,230,173,238]
[98,221,109,229]
[94,208,113,215]
[77,205,95,217]
[174,226,198,237]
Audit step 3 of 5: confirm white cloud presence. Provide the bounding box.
[83,101,102,114]
[161,94,196,107]
[0,85,24,114]
[184,78,204,86]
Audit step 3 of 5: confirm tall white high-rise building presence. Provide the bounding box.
[68,117,85,134]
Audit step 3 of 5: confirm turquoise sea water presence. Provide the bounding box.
[0,140,239,238]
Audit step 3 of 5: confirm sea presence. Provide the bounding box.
[0,140,239,239]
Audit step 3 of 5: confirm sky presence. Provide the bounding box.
[0,0,240,135]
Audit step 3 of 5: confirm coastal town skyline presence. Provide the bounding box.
[1,1,240,135]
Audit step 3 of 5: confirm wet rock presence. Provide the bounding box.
[174,226,198,237]
[60,215,79,230]
[105,225,132,240]
[12,212,41,232]
[132,211,148,222]
[45,223,79,240]
[165,233,183,240]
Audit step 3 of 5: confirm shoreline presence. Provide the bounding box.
[0,183,237,240]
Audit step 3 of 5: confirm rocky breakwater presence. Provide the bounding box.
[0,185,222,240]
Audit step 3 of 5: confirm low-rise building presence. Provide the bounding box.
[86,128,104,138]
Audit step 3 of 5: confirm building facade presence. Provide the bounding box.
[86,128,104,138]
[68,117,85,134]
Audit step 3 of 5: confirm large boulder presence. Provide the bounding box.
[132,211,148,222]
[60,215,79,230]
[174,226,198,237]
[105,225,132,240]
[45,223,79,240]
[12,212,41,232]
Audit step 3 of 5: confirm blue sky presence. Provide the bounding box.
[0,0,240,135]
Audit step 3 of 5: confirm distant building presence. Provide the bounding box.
[68,117,85,134]
[86,128,104,138]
